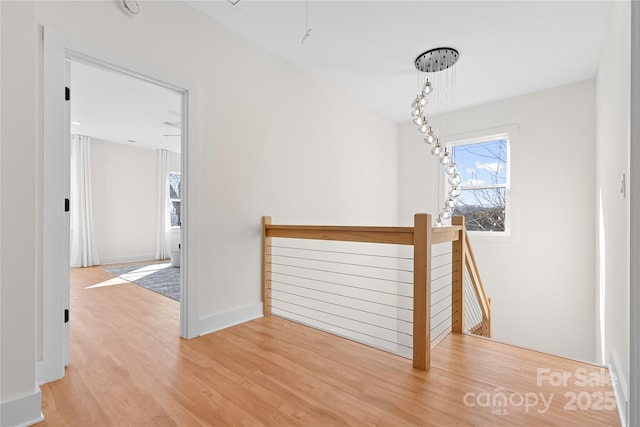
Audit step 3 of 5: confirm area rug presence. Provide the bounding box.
[103,263,180,301]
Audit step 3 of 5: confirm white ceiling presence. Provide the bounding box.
[71,1,611,148]
[186,0,610,122]
[70,60,182,153]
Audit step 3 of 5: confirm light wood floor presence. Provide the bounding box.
[37,265,620,426]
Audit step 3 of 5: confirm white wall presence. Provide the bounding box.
[90,139,180,264]
[399,80,597,362]
[0,1,43,425]
[595,0,630,412]
[1,0,397,420]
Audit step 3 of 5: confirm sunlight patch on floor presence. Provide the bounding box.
[86,263,172,289]
[85,277,130,289]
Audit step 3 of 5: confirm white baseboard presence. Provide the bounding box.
[609,349,628,426]
[199,303,263,336]
[0,387,44,427]
[99,254,158,265]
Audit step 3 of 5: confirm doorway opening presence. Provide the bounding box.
[67,57,183,353]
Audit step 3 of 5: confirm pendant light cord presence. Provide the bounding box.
[301,0,312,44]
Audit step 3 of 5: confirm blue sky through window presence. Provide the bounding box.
[452,139,507,187]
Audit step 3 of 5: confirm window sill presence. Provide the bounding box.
[467,229,518,243]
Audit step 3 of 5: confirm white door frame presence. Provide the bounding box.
[39,27,200,384]
[630,2,639,425]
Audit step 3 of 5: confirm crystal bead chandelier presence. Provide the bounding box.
[411,47,460,227]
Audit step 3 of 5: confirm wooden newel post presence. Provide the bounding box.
[412,213,432,370]
[262,216,272,316]
[451,216,465,333]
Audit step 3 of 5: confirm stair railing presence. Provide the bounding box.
[451,216,492,337]
[262,213,490,370]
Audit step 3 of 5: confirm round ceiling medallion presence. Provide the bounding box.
[414,48,459,73]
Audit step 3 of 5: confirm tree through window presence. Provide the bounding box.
[169,172,181,227]
[450,137,509,233]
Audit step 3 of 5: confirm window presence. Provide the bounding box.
[449,136,509,234]
[168,172,181,228]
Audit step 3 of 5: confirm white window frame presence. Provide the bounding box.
[440,124,518,241]
[169,171,181,228]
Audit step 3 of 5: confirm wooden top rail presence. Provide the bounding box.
[265,223,463,246]
[432,226,463,245]
[265,224,414,245]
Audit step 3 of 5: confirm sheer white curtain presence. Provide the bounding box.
[70,135,100,267]
[155,149,171,259]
